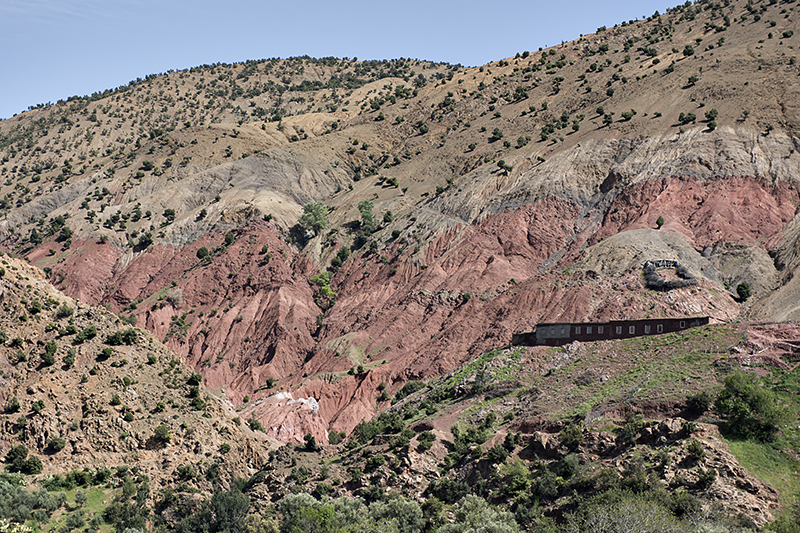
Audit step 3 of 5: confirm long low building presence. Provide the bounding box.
[512,316,710,346]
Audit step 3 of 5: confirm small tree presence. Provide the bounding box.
[656,216,665,229]
[48,437,67,452]
[713,371,785,441]
[686,391,712,415]
[304,433,318,452]
[559,423,584,450]
[357,200,376,235]
[3,397,20,413]
[736,282,752,300]
[298,201,329,236]
[154,424,171,443]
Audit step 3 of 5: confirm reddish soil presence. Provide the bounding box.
[22,175,794,443]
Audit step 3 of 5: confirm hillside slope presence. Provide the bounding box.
[1,0,799,443]
[0,254,268,487]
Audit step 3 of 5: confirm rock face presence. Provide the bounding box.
[2,0,800,445]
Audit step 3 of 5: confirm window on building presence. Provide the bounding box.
[680,321,686,328]
[644,325,650,334]
[629,326,635,334]
[551,328,555,336]
[615,326,622,334]
[586,326,592,334]
[561,327,566,335]
[575,326,581,334]
[657,324,663,333]
[598,326,603,334]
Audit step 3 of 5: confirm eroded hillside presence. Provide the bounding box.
[0,0,800,444]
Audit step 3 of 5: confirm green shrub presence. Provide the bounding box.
[74,326,97,344]
[304,433,318,452]
[48,437,67,452]
[686,391,712,415]
[686,439,705,460]
[42,340,57,366]
[393,381,426,404]
[559,423,583,450]
[154,425,171,443]
[696,467,717,489]
[298,202,329,236]
[105,329,137,346]
[486,444,509,464]
[365,454,386,471]
[417,431,435,452]
[714,371,786,441]
[31,400,45,414]
[3,396,20,413]
[737,282,752,300]
[618,412,645,446]
[328,431,345,445]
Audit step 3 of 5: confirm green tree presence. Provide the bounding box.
[369,493,425,533]
[197,246,210,260]
[565,496,684,533]
[299,201,329,236]
[358,200,376,234]
[304,432,318,452]
[211,487,251,533]
[559,423,583,450]
[437,495,519,533]
[656,216,665,229]
[737,282,752,300]
[704,108,718,121]
[48,437,66,452]
[686,391,712,415]
[3,396,20,413]
[713,371,786,441]
[154,424,171,443]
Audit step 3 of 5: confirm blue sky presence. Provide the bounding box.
[0,0,678,120]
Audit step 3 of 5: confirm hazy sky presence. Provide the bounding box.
[0,0,678,120]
